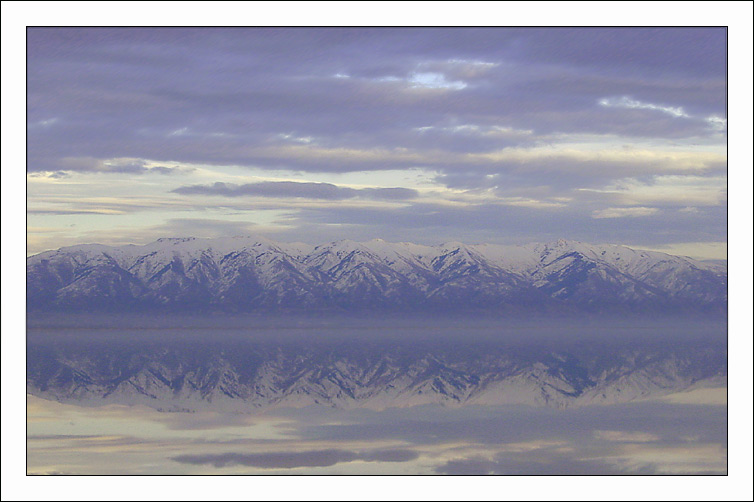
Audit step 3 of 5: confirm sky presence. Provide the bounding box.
[26,28,728,258]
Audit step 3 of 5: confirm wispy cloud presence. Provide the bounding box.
[592,207,659,219]
[593,430,661,443]
[599,96,727,134]
[27,117,59,129]
[172,181,419,201]
[599,96,689,118]
[28,157,183,175]
[407,72,467,90]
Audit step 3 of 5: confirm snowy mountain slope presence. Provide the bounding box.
[27,237,727,313]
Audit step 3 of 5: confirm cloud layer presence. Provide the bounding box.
[26,28,727,258]
[172,181,418,200]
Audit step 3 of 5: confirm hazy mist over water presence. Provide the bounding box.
[26,312,726,342]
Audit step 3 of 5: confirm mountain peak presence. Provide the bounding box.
[27,237,727,314]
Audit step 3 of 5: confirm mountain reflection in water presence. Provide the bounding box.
[26,315,726,475]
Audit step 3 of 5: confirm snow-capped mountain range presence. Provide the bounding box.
[27,236,727,313]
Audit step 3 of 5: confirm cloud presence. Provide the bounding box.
[280,201,726,251]
[599,97,727,134]
[593,430,661,443]
[413,123,534,142]
[705,115,727,132]
[407,72,467,90]
[28,157,181,175]
[599,96,689,118]
[26,29,726,179]
[171,448,418,469]
[24,28,726,252]
[27,209,128,216]
[282,140,724,177]
[420,58,500,80]
[591,207,659,219]
[149,165,181,175]
[26,188,727,258]
[27,117,59,129]
[171,181,418,201]
[27,434,101,441]
[584,175,727,207]
[27,171,71,179]
[358,187,419,200]
[343,60,472,91]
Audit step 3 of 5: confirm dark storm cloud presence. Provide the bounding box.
[27,28,726,174]
[172,181,418,200]
[171,448,418,469]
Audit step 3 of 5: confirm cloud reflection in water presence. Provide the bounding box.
[27,389,726,475]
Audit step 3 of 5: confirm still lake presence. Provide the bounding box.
[27,314,727,475]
